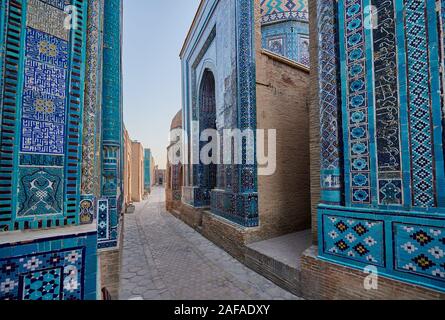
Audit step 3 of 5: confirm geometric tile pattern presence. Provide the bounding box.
[0,0,88,231]
[19,0,72,225]
[317,0,342,205]
[22,269,62,300]
[379,179,402,205]
[261,20,309,65]
[298,35,309,66]
[97,199,110,243]
[99,0,123,249]
[208,0,258,227]
[14,0,73,229]
[260,0,308,24]
[319,208,445,292]
[27,131,61,160]
[236,0,257,197]
[25,27,68,69]
[0,230,97,300]
[40,0,68,10]
[404,0,436,207]
[21,119,66,155]
[318,0,445,294]
[185,20,217,213]
[372,0,403,205]
[58,0,90,229]
[0,0,26,232]
[318,0,340,171]
[323,215,385,267]
[0,248,84,300]
[21,28,68,155]
[19,154,64,167]
[443,0,445,102]
[266,36,285,56]
[319,0,445,209]
[394,223,445,282]
[81,0,104,196]
[211,190,259,227]
[26,0,70,41]
[342,0,372,204]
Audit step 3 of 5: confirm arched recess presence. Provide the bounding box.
[178,165,184,193]
[198,69,217,197]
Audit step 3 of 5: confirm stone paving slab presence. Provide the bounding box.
[247,230,312,269]
[118,187,300,300]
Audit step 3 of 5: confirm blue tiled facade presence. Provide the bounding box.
[261,20,309,65]
[317,0,445,293]
[0,231,97,300]
[0,0,123,300]
[98,0,123,250]
[181,0,259,227]
[144,149,152,192]
[260,0,309,65]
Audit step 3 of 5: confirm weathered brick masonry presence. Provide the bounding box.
[99,218,124,299]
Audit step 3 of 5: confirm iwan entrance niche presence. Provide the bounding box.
[198,69,217,206]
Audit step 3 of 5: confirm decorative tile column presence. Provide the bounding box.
[209,0,259,227]
[317,0,342,206]
[98,0,123,250]
[317,0,445,293]
[82,0,104,199]
[0,0,6,113]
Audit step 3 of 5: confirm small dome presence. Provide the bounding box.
[170,110,182,130]
[261,0,308,24]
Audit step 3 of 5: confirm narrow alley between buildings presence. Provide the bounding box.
[118,187,299,300]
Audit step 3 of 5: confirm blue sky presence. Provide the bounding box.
[123,0,201,169]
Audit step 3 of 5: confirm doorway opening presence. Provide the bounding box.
[198,69,217,200]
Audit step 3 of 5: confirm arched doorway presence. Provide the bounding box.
[177,164,183,200]
[198,69,217,201]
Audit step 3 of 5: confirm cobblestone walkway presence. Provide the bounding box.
[118,187,299,300]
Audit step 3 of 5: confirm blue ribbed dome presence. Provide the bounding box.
[261,0,308,24]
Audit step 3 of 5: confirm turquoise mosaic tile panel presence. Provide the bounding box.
[0,231,97,300]
[322,214,385,267]
[394,223,445,282]
[261,20,309,65]
[261,0,308,24]
[17,167,64,218]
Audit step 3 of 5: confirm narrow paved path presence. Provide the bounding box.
[119,186,299,300]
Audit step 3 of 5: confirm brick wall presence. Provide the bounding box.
[131,141,144,202]
[99,249,121,299]
[174,203,205,230]
[201,212,249,262]
[255,0,312,241]
[99,219,124,299]
[123,128,132,209]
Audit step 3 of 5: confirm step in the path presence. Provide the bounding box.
[244,230,312,296]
